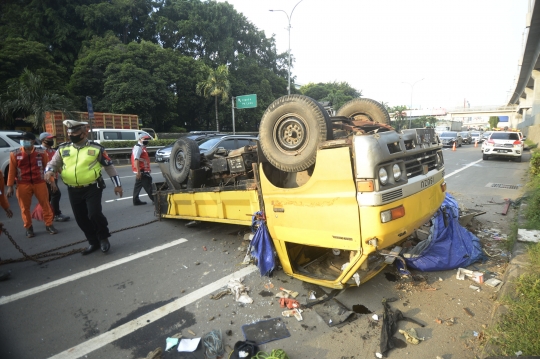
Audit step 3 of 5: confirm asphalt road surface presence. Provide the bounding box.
[0,144,530,359]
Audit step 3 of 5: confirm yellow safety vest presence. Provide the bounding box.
[59,143,103,186]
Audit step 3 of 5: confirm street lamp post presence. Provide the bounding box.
[402,78,424,129]
[270,0,304,95]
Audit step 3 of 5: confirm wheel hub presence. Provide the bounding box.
[175,151,186,171]
[274,115,309,154]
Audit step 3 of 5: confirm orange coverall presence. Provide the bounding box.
[7,147,53,228]
[0,171,9,213]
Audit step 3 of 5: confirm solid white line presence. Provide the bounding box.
[445,159,483,179]
[48,265,258,359]
[105,194,147,203]
[0,238,188,306]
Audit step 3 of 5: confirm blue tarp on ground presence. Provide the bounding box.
[403,193,484,271]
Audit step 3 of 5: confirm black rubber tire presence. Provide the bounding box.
[515,155,522,162]
[169,138,200,184]
[335,98,391,124]
[259,95,329,172]
[482,154,489,160]
[314,101,334,140]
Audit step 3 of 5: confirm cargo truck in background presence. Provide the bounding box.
[44,110,157,143]
[435,120,463,134]
[154,95,447,289]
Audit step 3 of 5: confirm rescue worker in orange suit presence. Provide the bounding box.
[39,132,70,222]
[0,171,14,281]
[45,120,123,255]
[6,132,58,237]
[131,134,155,205]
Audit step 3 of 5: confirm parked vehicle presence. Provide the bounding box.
[439,131,463,148]
[154,96,446,289]
[482,131,524,162]
[88,128,154,144]
[459,131,472,144]
[0,130,25,181]
[470,131,482,144]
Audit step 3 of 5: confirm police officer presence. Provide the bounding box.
[39,132,70,222]
[131,134,155,205]
[45,120,123,255]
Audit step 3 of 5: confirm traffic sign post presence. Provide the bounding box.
[232,94,257,134]
[86,96,95,136]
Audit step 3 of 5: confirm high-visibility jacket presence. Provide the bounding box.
[59,142,108,186]
[7,147,49,186]
[131,144,151,173]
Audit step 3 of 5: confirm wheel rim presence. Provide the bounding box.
[273,114,310,155]
[174,150,186,171]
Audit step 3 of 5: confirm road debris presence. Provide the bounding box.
[463,308,474,317]
[398,328,424,344]
[282,309,303,321]
[210,289,231,300]
[228,278,253,304]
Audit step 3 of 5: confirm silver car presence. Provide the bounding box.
[439,131,463,148]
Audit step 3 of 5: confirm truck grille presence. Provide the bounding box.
[382,189,403,202]
[403,150,439,179]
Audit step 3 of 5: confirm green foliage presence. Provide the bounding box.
[100,139,176,148]
[487,265,540,356]
[169,125,187,133]
[196,64,231,132]
[489,116,500,129]
[529,151,540,176]
[390,105,409,131]
[299,82,362,110]
[0,69,73,131]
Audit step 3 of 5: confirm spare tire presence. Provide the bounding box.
[336,98,390,124]
[169,138,200,184]
[259,95,329,172]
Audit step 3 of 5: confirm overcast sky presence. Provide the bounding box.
[218,0,529,110]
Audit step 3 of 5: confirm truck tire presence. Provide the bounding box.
[336,98,391,124]
[259,95,329,172]
[169,138,200,184]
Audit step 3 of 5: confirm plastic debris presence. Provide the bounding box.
[515,350,523,356]
[517,229,540,243]
[375,352,383,358]
[485,278,503,288]
[308,291,317,300]
[469,285,481,292]
[398,328,424,344]
[279,287,299,298]
[178,338,201,352]
[165,337,179,351]
[456,268,483,283]
[275,291,290,299]
[228,278,253,304]
[282,309,303,321]
[372,314,379,321]
[279,298,300,309]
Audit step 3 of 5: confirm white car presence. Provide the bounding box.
[482,131,524,162]
[0,130,26,180]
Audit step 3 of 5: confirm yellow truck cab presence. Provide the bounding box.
[155,95,446,289]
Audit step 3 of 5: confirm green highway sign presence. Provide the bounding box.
[236,94,257,109]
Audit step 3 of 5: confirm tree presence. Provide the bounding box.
[1,69,73,131]
[196,65,230,132]
[300,81,361,110]
[489,116,499,129]
[390,105,408,131]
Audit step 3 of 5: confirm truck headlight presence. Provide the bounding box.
[392,164,401,181]
[379,167,388,185]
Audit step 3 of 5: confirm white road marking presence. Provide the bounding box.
[105,194,147,202]
[445,159,483,179]
[0,238,188,306]
[47,265,258,359]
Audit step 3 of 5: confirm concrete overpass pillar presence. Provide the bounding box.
[523,87,534,126]
[530,70,540,125]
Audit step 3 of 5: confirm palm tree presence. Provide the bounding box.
[196,64,230,132]
[391,105,408,131]
[0,69,73,132]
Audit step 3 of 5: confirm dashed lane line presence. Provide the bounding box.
[47,265,258,359]
[0,238,188,306]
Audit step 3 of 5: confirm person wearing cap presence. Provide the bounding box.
[39,132,70,222]
[131,134,155,205]
[45,120,123,255]
[6,132,58,237]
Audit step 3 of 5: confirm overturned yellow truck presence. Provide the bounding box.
[155,95,446,289]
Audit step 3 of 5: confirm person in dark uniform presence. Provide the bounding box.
[131,134,155,205]
[44,120,123,255]
[39,132,70,222]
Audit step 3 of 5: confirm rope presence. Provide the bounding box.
[202,329,224,359]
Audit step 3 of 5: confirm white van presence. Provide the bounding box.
[88,128,154,144]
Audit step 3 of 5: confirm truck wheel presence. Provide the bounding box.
[169,138,200,184]
[336,98,391,124]
[259,95,329,172]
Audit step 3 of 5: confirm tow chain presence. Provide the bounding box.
[0,219,159,266]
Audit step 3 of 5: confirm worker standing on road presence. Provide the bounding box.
[0,171,14,281]
[131,134,155,206]
[6,132,57,238]
[45,120,123,255]
[39,132,70,222]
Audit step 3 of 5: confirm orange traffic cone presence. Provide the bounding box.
[452,142,456,151]
[474,139,478,147]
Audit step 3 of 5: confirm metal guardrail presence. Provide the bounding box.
[105,146,163,155]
